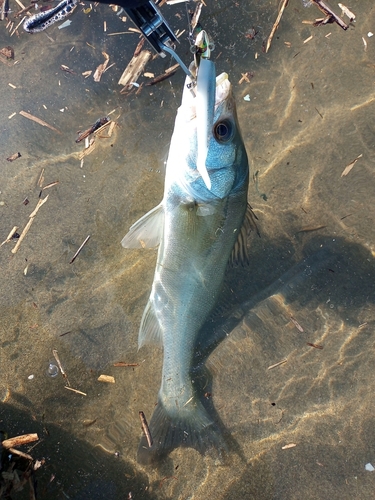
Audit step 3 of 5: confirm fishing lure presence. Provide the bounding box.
[23,0,78,33]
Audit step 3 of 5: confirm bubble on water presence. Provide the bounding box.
[47,363,59,378]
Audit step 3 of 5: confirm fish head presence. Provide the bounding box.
[165,63,249,203]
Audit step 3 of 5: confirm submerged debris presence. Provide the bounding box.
[6,152,21,162]
[75,117,109,143]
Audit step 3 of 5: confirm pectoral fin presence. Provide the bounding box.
[121,203,164,249]
[230,204,260,266]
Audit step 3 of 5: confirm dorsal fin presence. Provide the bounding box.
[230,203,260,266]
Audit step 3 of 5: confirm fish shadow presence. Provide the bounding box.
[192,234,375,457]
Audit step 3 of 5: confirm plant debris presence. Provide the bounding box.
[98,374,115,383]
[76,117,109,143]
[341,153,362,177]
[139,411,153,447]
[6,152,21,162]
[19,110,61,133]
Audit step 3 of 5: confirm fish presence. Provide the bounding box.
[122,58,257,463]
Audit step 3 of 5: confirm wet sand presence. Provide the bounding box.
[1,0,375,498]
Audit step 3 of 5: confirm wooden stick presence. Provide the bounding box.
[64,386,87,396]
[37,168,45,188]
[118,50,152,89]
[267,358,287,370]
[310,0,348,30]
[9,448,33,460]
[10,15,26,36]
[2,433,38,449]
[113,362,139,367]
[28,195,49,218]
[42,181,59,191]
[139,411,153,447]
[1,226,18,246]
[265,0,289,53]
[52,349,70,386]
[146,65,179,86]
[11,218,34,254]
[11,196,49,254]
[341,153,362,177]
[69,235,90,263]
[13,0,26,9]
[19,110,61,133]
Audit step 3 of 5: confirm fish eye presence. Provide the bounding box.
[213,119,233,143]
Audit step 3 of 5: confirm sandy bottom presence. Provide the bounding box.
[1,0,375,498]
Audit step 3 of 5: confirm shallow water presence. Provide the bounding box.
[1,0,375,498]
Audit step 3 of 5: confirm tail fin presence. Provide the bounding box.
[137,396,226,465]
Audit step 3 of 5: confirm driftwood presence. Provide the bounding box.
[310,0,348,30]
[2,433,39,449]
[118,50,152,89]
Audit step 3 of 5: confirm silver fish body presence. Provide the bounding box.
[122,61,253,463]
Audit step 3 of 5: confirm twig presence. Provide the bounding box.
[310,0,348,30]
[267,358,287,370]
[19,110,61,133]
[11,218,34,254]
[265,0,289,53]
[10,15,26,36]
[146,64,180,86]
[2,433,39,449]
[1,225,18,246]
[69,235,90,263]
[9,448,33,460]
[28,195,49,218]
[282,443,296,450]
[113,362,139,367]
[341,153,362,177]
[42,181,59,191]
[52,349,70,386]
[191,1,203,30]
[37,168,45,188]
[139,411,153,447]
[11,196,49,254]
[290,316,304,332]
[307,342,323,349]
[64,386,87,396]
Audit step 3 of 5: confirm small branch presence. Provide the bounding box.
[265,0,289,53]
[2,433,39,449]
[310,0,348,30]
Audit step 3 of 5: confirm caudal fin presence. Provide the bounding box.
[137,396,226,465]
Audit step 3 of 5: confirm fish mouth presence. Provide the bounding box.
[195,61,232,190]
